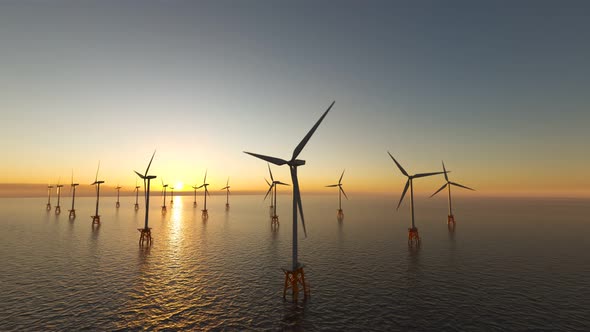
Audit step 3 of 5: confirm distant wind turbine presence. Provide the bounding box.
[326,169,348,220]
[265,163,289,227]
[91,162,105,225]
[115,185,122,208]
[197,170,210,219]
[46,184,53,211]
[170,186,174,205]
[68,170,79,219]
[430,161,474,226]
[191,183,199,208]
[133,178,140,211]
[161,179,168,214]
[388,152,445,247]
[134,150,156,246]
[55,179,63,215]
[244,100,334,301]
[220,177,231,209]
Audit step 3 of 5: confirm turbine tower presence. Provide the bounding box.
[221,177,231,209]
[133,179,140,211]
[134,150,156,246]
[68,171,79,219]
[55,179,63,215]
[46,184,53,211]
[197,170,210,219]
[265,164,289,227]
[91,162,105,225]
[244,100,334,301]
[388,153,444,247]
[326,170,348,220]
[115,185,122,208]
[161,179,168,214]
[430,161,474,227]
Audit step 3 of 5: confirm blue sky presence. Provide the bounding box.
[1,1,589,196]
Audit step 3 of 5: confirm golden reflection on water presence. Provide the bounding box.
[169,196,184,246]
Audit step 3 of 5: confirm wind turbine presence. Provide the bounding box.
[197,170,210,219]
[133,178,140,211]
[430,161,474,226]
[115,185,122,208]
[68,171,79,219]
[46,184,53,211]
[170,186,174,206]
[220,177,231,209]
[191,184,199,208]
[91,162,105,225]
[388,152,445,247]
[326,169,348,220]
[244,100,334,301]
[134,150,156,246]
[265,163,289,227]
[161,179,168,214]
[55,179,63,215]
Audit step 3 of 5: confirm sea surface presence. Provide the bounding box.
[0,194,589,331]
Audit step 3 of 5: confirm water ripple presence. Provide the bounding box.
[0,196,589,330]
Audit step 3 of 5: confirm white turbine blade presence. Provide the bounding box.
[388,152,408,177]
[430,183,448,198]
[396,180,410,210]
[265,178,271,186]
[204,170,207,183]
[226,177,229,187]
[338,169,345,185]
[292,100,334,161]
[326,184,339,187]
[450,181,475,191]
[267,163,274,182]
[340,186,349,200]
[413,171,445,179]
[145,150,156,175]
[95,161,100,182]
[275,181,290,186]
[244,152,288,166]
[442,161,448,182]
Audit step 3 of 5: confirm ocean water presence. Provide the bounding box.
[0,194,589,331]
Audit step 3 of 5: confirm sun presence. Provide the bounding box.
[175,182,183,190]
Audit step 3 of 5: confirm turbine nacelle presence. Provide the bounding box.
[289,159,306,167]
